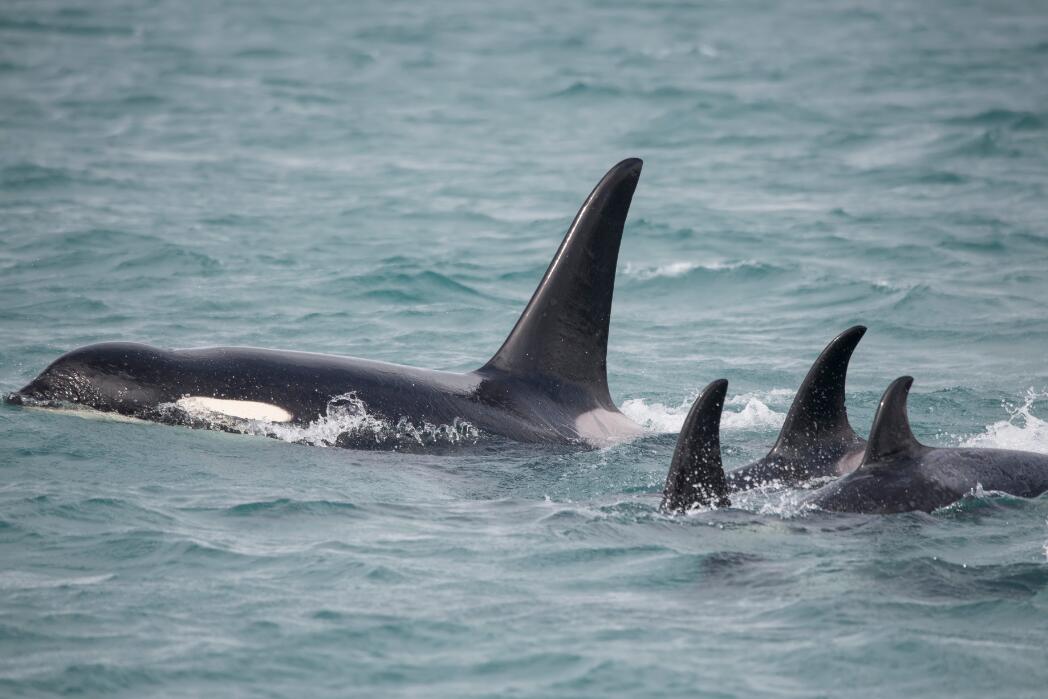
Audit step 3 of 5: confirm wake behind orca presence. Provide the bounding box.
[661,377,1048,514]
[7,159,646,450]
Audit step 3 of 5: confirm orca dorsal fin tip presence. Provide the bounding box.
[769,325,867,458]
[661,379,731,512]
[481,159,643,404]
[861,376,925,466]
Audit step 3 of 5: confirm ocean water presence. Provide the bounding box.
[2,0,1048,696]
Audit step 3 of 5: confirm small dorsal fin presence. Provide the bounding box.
[481,159,642,407]
[861,376,926,466]
[768,326,866,459]
[661,379,731,512]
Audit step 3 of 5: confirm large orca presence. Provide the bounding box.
[661,378,1048,514]
[725,326,868,490]
[7,159,647,449]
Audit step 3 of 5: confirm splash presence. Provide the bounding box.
[620,390,787,433]
[724,388,794,407]
[722,398,786,431]
[961,388,1048,452]
[160,392,481,449]
[752,491,819,519]
[256,393,388,447]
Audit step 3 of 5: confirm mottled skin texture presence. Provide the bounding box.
[6,159,646,450]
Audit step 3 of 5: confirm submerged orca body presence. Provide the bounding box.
[725,326,868,490]
[662,378,1048,514]
[7,159,646,449]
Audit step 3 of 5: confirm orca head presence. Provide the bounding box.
[7,342,176,415]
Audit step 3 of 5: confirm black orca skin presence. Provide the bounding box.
[808,377,1048,513]
[663,377,1048,515]
[7,159,647,450]
[726,326,867,490]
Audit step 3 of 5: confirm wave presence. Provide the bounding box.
[547,81,622,99]
[223,499,360,517]
[0,162,75,189]
[0,572,114,590]
[622,259,772,282]
[934,484,1031,516]
[620,390,787,434]
[945,109,1044,132]
[961,388,1048,452]
[0,17,133,38]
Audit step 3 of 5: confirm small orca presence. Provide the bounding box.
[661,378,1048,514]
[725,326,867,490]
[661,379,732,512]
[7,159,647,449]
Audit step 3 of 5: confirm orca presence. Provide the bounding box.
[661,377,1048,514]
[803,376,1048,513]
[6,159,647,450]
[661,379,731,512]
[725,326,868,490]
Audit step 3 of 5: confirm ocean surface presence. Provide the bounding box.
[2,0,1048,696]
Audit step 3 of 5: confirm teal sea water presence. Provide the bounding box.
[3,1,1048,696]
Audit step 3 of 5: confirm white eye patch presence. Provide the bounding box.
[176,397,292,423]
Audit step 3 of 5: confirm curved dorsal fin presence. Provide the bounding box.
[481,159,642,407]
[768,325,866,459]
[661,379,731,512]
[861,376,926,466]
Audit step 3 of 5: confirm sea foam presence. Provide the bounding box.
[961,388,1048,452]
[620,390,788,434]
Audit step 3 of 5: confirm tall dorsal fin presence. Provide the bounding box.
[861,376,926,466]
[661,379,731,512]
[768,325,866,459]
[481,159,642,407]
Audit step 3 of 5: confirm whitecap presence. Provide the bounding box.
[624,261,700,280]
[620,390,787,433]
[622,259,763,281]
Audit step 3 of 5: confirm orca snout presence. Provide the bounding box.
[7,361,85,406]
[7,342,171,411]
